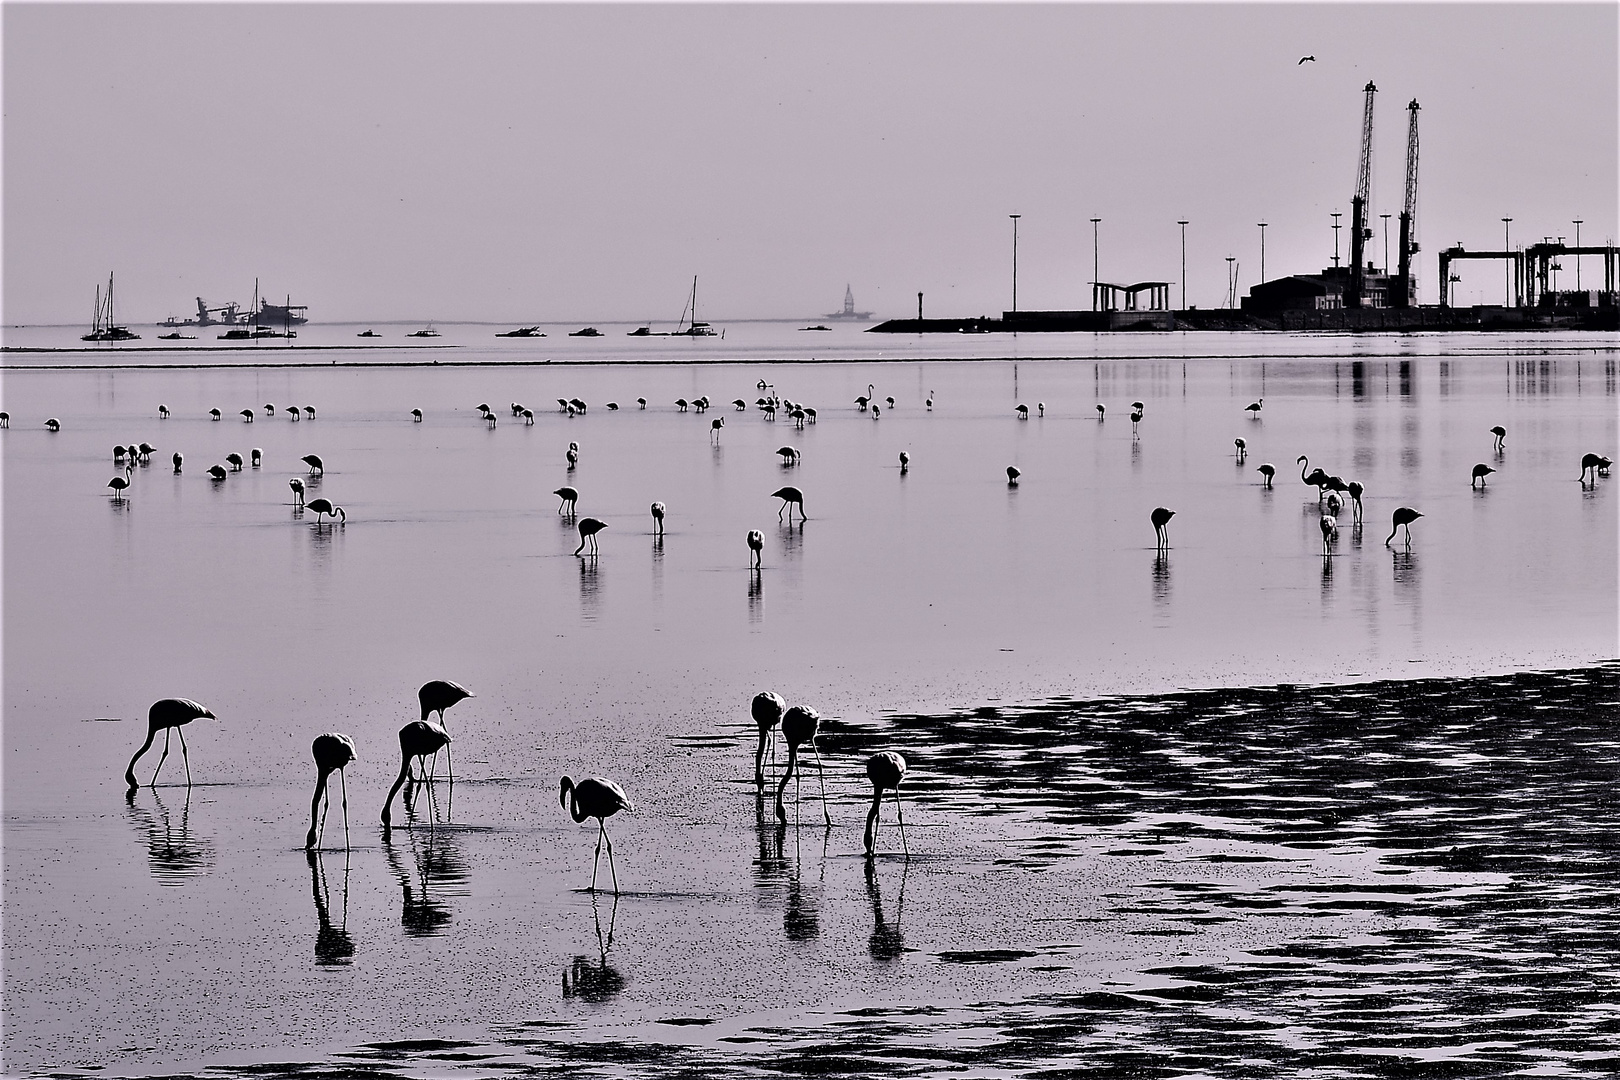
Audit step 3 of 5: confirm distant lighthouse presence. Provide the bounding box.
[826,284,874,321]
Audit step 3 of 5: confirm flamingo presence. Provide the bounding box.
[748,528,764,567]
[209,409,221,421]
[567,443,579,468]
[305,733,357,851]
[158,405,169,419]
[477,403,492,417]
[926,391,934,410]
[734,399,748,410]
[871,405,881,419]
[172,452,183,474]
[46,418,61,431]
[523,409,535,423]
[711,417,725,442]
[899,451,910,473]
[251,448,262,468]
[676,398,689,412]
[241,409,255,423]
[1347,481,1364,522]
[1095,404,1105,420]
[863,751,908,856]
[650,502,665,535]
[306,498,345,525]
[570,398,588,415]
[804,407,817,424]
[289,477,305,505]
[412,409,423,422]
[574,517,607,555]
[1320,514,1337,555]
[416,678,473,781]
[1385,507,1423,546]
[886,397,896,409]
[1016,404,1029,419]
[1298,456,1329,498]
[1130,405,1143,436]
[207,465,228,481]
[791,407,806,428]
[0,412,10,426]
[1490,425,1506,451]
[1578,452,1607,483]
[560,775,634,894]
[1152,506,1175,548]
[114,445,128,463]
[107,472,131,501]
[1471,463,1495,488]
[751,691,786,784]
[381,720,451,826]
[1007,466,1020,486]
[302,455,324,475]
[1234,437,1247,460]
[772,486,806,522]
[1246,398,1263,417]
[305,406,318,420]
[264,403,276,417]
[637,398,647,409]
[1325,491,1343,517]
[1037,402,1045,417]
[138,443,156,462]
[555,486,578,514]
[125,698,215,791]
[226,453,244,471]
[777,446,799,465]
[1257,463,1275,487]
[775,706,831,826]
[286,406,300,421]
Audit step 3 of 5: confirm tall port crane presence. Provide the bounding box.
[1346,81,1377,308]
[1394,99,1420,309]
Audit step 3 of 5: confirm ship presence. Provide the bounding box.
[194,294,308,327]
[824,284,873,321]
[82,273,140,342]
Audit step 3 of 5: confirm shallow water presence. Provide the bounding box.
[3,340,1617,1076]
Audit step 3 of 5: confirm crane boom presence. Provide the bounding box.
[1346,82,1377,307]
[1395,99,1420,308]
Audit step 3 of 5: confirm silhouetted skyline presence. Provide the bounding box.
[4,3,1614,323]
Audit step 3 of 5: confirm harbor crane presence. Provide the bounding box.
[1394,99,1420,309]
[1346,81,1377,308]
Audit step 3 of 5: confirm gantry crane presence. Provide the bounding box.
[1394,99,1420,309]
[1346,81,1377,308]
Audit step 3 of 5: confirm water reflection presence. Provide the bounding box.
[747,568,763,624]
[383,822,469,937]
[865,858,906,962]
[1391,548,1419,588]
[752,795,787,905]
[578,557,602,621]
[307,849,355,966]
[1150,552,1170,608]
[562,895,627,1003]
[777,520,802,557]
[783,829,824,942]
[125,788,214,886]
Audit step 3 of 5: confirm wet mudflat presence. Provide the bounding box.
[3,344,1616,1077]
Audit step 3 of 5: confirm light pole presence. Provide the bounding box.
[1009,214,1021,315]
[1177,220,1189,310]
[1257,222,1268,283]
[1502,217,1513,306]
[1331,211,1343,269]
[1380,213,1392,273]
[1090,218,1101,312]
[1573,219,1583,291]
[1225,256,1236,308]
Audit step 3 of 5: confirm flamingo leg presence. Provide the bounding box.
[604,823,620,895]
[177,726,192,786]
[150,727,173,787]
[894,790,908,856]
[318,784,329,846]
[339,768,350,850]
[591,824,603,892]
[810,740,831,826]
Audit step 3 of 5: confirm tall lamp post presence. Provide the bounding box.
[1225,256,1236,309]
[1331,211,1343,268]
[1090,218,1101,312]
[1573,219,1583,291]
[1501,217,1513,306]
[1380,213,1392,273]
[1177,220,1189,310]
[1009,214,1021,315]
[1257,222,1268,283]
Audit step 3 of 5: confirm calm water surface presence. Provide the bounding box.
[3,335,1616,1076]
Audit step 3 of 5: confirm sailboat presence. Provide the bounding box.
[81,273,141,342]
[218,279,291,339]
[673,276,718,337]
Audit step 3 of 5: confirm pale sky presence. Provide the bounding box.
[4,3,1615,323]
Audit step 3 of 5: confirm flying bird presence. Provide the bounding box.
[125,698,215,792]
[559,775,634,894]
[1299,55,1316,64]
[305,733,357,851]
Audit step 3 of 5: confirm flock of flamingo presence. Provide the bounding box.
[123,679,910,896]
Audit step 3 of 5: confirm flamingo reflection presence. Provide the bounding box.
[382,822,469,937]
[865,857,906,961]
[124,787,215,886]
[562,895,627,1003]
[307,849,355,966]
